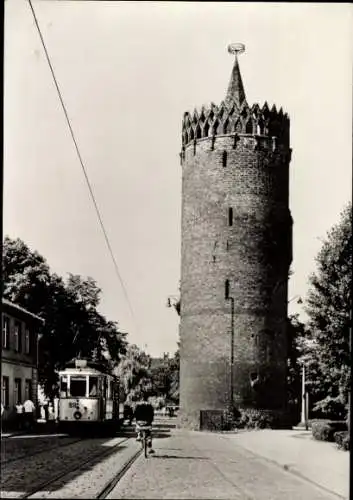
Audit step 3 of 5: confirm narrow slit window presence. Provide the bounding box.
[228,207,233,226]
[222,150,227,167]
[225,279,230,299]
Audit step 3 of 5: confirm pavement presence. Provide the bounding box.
[224,428,349,499]
[108,421,349,499]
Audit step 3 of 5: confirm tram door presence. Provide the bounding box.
[102,377,108,420]
[112,379,120,421]
[97,377,104,421]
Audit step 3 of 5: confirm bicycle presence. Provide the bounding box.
[136,421,153,458]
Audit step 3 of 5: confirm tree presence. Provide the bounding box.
[64,273,127,366]
[2,237,51,314]
[168,345,180,404]
[2,237,127,398]
[115,344,153,402]
[148,346,180,404]
[304,202,352,417]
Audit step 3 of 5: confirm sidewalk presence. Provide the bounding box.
[1,419,59,438]
[225,429,349,499]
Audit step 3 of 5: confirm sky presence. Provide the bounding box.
[4,1,352,357]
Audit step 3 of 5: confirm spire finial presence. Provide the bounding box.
[227,43,245,57]
[225,43,246,107]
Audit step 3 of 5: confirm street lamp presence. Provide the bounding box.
[299,338,315,431]
[166,296,179,308]
[166,295,180,316]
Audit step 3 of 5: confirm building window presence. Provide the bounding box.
[2,377,9,408]
[225,279,230,300]
[2,316,10,349]
[228,207,233,226]
[14,321,22,352]
[14,378,22,405]
[222,150,227,167]
[25,327,31,354]
[25,379,32,401]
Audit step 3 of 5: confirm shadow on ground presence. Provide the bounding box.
[152,454,208,460]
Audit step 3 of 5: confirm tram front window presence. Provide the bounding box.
[89,376,98,397]
[70,376,87,397]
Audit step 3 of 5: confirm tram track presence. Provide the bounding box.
[97,445,142,499]
[19,437,138,499]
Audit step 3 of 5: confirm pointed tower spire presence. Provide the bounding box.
[225,43,246,107]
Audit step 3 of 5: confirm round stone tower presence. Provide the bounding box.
[178,44,293,430]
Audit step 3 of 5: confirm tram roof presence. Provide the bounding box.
[59,367,105,375]
[60,359,117,377]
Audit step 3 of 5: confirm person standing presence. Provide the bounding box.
[15,402,24,430]
[1,402,4,432]
[43,398,49,421]
[23,398,35,430]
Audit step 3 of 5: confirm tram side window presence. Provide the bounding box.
[60,376,68,397]
[89,376,98,397]
[70,377,87,397]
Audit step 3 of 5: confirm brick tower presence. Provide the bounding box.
[178,44,293,430]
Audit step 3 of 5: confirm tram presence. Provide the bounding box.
[58,359,122,434]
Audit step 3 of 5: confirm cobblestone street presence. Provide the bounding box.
[108,423,345,500]
[1,419,348,499]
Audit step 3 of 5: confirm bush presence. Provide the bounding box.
[334,431,350,451]
[311,420,347,442]
[235,409,280,430]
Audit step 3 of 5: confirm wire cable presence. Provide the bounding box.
[27,0,137,331]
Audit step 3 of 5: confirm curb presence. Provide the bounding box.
[235,442,346,500]
[2,423,59,439]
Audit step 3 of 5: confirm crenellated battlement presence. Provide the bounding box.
[182,99,290,149]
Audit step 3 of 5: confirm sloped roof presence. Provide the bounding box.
[2,298,45,323]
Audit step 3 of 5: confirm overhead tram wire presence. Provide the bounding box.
[27,0,137,333]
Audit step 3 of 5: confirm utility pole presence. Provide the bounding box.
[348,308,351,431]
[349,308,352,500]
[300,363,308,430]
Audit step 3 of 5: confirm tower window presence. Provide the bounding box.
[225,279,230,299]
[228,207,233,226]
[222,150,227,167]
